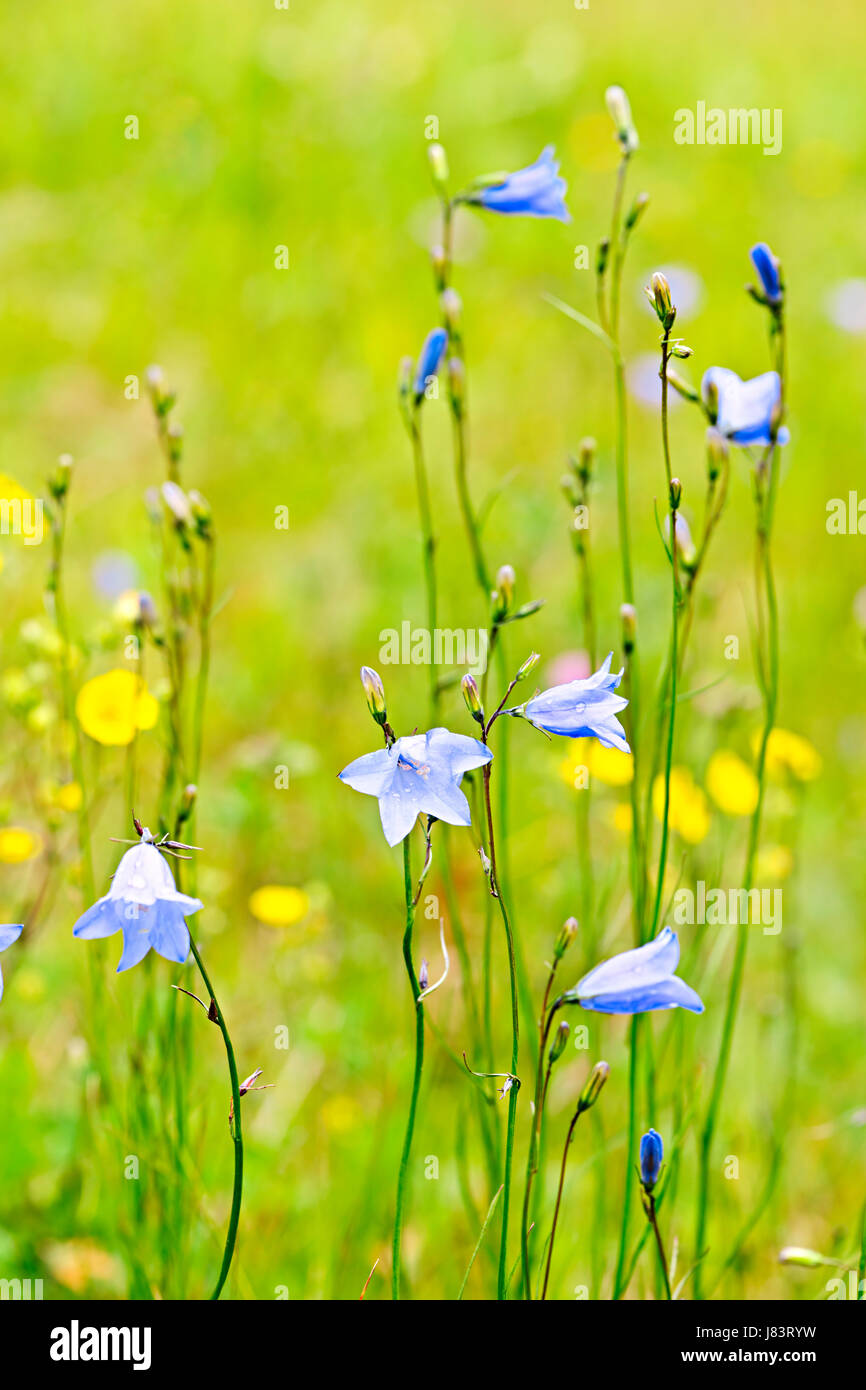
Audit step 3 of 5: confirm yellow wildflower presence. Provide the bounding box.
[756,844,794,881]
[0,826,41,863]
[559,739,634,789]
[652,766,710,845]
[55,781,83,812]
[75,669,158,746]
[706,750,759,817]
[755,728,822,783]
[249,885,311,927]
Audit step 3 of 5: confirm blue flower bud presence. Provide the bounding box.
[413,328,448,405]
[639,1127,663,1190]
[749,242,782,305]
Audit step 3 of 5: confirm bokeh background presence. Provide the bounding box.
[0,0,864,1300]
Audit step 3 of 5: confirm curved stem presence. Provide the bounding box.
[540,1108,582,1299]
[187,938,243,1300]
[392,836,424,1299]
[645,1192,672,1299]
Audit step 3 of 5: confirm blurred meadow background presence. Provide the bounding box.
[1,0,865,1300]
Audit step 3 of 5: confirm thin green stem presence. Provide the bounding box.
[520,974,560,1298]
[644,1192,672,1299]
[482,760,519,1300]
[694,313,785,1297]
[392,836,424,1299]
[187,937,243,1300]
[540,1107,583,1300]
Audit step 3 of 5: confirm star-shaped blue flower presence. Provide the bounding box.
[565,927,703,1014]
[702,367,789,447]
[0,924,23,1001]
[476,147,569,223]
[518,652,630,751]
[339,728,493,846]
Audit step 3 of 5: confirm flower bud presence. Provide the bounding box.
[605,86,639,153]
[777,1247,829,1269]
[624,191,649,231]
[162,480,192,527]
[448,357,465,414]
[620,602,637,653]
[461,673,484,725]
[492,564,515,621]
[639,1127,663,1190]
[548,1020,570,1066]
[48,454,73,501]
[427,142,449,191]
[430,244,448,288]
[577,1059,610,1114]
[706,426,728,483]
[703,378,719,425]
[554,915,579,961]
[441,288,462,330]
[576,436,596,486]
[596,237,611,278]
[360,666,387,725]
[188,489,213,539]
[515,652,541,682]
[669,513,696,569]
[645,272,676,329]
[398,355,414,403]
[669,476,682,511]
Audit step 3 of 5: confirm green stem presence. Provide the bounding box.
[694,316,784,1298]
[645,1192,672,1299]
[187,937,243,1300]
[540,1107,583,1300]
[409,415,438,722]
[392,836,424,1299]
[520,975,560,1298]
[482,761,519,1300]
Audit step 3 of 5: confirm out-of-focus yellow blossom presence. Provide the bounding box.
[41,1240,122,1294]
[26,701,57,735]
[55,781,83,812]
[12,967,45,1002]
[559,740,634,789]
[756,844,794,881]
[706,750,759,817]
[0,826,42,863]
[754,728,822,783]
[612,803,633,834]
[0,474,36,548]
[321,1095,363,1134]
[652,767,710,844]
[75,669,158,746]
[249,884,311,927]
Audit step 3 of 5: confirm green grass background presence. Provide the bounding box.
[0,0,864,1299]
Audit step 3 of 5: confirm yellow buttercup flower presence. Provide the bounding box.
[612,803,633,834]
[754,728,822,783]
[559,739,634,789]
[706,750,759,817]
[756,844,794,882]
[652,766,710,845]
[75,669,158,746]
[249,885,311,927]
[55,781,83,812]
[0,826,42,863]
